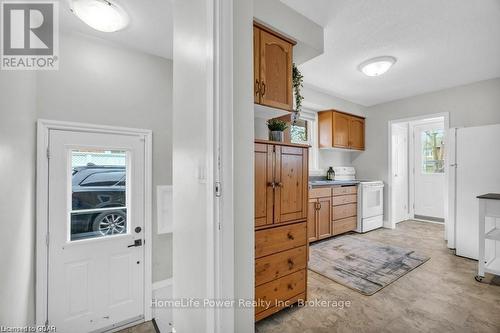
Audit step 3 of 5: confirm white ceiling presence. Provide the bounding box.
[281,0,500,106]
[59,0,173,59]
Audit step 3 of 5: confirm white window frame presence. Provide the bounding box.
[296,109,321,175]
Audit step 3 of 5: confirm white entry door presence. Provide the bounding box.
[413,122,445,219]
[47,129,145,332]
[392,124,409,223]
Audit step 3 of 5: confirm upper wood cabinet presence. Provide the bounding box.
[318,110,365,150]
[254,24,295,111]
[254,140,308,227]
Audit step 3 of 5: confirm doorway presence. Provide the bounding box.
[391,123,409,224]
[36,120,152,332]
[412,120,446,221]
[388,113,449,230]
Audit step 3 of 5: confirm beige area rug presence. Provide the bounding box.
[309,235,430,295]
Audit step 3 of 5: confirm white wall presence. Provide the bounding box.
[172,0,214,330]
[38,32,174,283]
[353,78,500,222]
[234,0,255,330]
[0,32,173,325]
[0,72,37,326]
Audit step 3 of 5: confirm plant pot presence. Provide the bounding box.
[269,131,284,142]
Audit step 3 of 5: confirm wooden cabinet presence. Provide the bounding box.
[254,141,308,227]
[308,196,333,241]
[253,23,295,111]
[254,140,309,321]
[307,199,318,242]
[308,185,358,243]
[254,143,274,227]
[333,112,350,148]
[318,110,365,150]
[349,116,365,150]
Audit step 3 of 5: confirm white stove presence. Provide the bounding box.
[332,167,385,233]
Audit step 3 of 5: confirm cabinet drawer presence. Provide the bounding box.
[333,216,357,235]
[333,186,357,196]
[255,246,307,286]
[255,269,306,315]
[309,187,331,199]
[332,194,357,206]
[255,222,307,258]
[333,203,357,220]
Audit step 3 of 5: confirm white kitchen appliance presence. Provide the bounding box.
[332,167,385,233]
[357,181,385,233]
[451,124,500,260]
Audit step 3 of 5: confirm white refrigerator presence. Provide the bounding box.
[450,123,500,260]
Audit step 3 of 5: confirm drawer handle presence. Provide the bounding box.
[287,259,294,269]
[287,232,294,240]
[287,284,293,290]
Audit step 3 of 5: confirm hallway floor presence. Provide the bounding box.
[255,220,500,333]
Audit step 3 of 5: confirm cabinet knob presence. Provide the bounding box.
[287,259,294,269]
[277,182,283,188]
[287,284,293,290]
[267,182,276,189]
[287,232,294,240]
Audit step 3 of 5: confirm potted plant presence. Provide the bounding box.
[267,119,288,142]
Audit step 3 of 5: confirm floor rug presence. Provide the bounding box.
[309,235,430,295]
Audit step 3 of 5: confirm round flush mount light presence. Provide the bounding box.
[358,56,397,77]
[69,0,129,33]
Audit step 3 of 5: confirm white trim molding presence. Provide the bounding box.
[35,119,154,325]
[387,112,450,231]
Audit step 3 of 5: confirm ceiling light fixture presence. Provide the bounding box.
[358,56,397,77]
[69,0,129,33]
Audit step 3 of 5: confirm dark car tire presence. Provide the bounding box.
[92,210,127,236]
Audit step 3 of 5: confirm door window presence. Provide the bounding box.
[421,129,445,174]
[70,149,128,241]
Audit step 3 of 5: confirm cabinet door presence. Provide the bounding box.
[259,30,293,111]
[317,197,333,239]
[349,117,365,150]
[275,146,308,223]
[318,111,333,148]
[333,112,350,148]
[255,143,274,227]
[307,199,318,242]
[253,26,261,104]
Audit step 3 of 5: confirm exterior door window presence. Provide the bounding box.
[70,149,128,241]
[421,129,444,174]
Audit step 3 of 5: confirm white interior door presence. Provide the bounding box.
[392,124,409,223]
[414,122,445,219]
[47,129,145,332]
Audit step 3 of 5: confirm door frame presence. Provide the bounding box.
[387,112,449,230]
[390,122,410,224]
[35,119,153,326]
